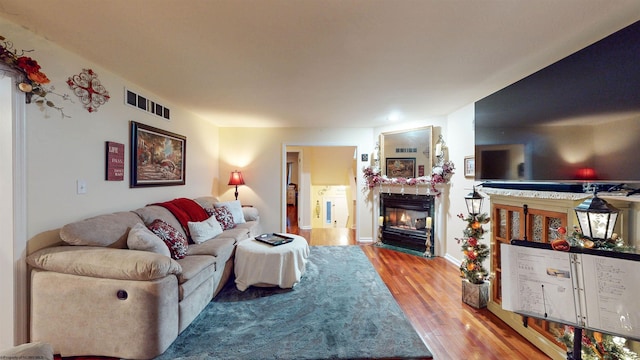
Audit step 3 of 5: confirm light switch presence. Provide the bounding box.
[77,179,87,194]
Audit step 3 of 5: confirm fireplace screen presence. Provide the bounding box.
[380,193,434,253]
[385,208,428,233]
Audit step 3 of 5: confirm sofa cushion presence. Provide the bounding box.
[214,200,246,224]
[175,255,216,300]
[60,211,142,248]
[206,207,235,230]
[234,221,262,241]
[186,237,236,260]
[27,246,182,281]
[127,223,172,257]
[193,196,220,209]
[148,219,188,260]
[188,215,223,244]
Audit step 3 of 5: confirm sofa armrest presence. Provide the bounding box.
[0,342,53,360]
[242,206,259,222]
[27,246,182,281]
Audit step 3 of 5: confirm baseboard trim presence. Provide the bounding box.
[444,253,461,267]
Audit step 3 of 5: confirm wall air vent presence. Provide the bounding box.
[124,88,170,120]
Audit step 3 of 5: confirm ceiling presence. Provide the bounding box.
[1,1,639,128]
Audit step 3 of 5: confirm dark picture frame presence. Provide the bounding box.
[386,157,416,178]
[130,121,186,187]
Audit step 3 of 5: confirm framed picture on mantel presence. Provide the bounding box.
[386,157,416,178]
[130,121,186,187]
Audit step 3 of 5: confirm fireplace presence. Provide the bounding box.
[380,193,435,254]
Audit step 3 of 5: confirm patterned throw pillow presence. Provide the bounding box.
[147,219,188,260]
[205,206,235,230]
[213,200,246,224]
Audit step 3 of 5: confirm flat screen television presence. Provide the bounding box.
[475,20,640,190]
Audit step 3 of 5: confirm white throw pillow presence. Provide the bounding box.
[188,215,224,244]
[127,222,171,257]
[214,200,246,224]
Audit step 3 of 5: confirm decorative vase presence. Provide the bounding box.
[461,280,489,309]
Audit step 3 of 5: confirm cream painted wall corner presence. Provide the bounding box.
[445,104,477,264]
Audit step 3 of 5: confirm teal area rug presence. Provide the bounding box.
[156,246,432,360]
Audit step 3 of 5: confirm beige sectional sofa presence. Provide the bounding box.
[26,196,262,359]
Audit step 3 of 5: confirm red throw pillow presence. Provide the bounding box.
[147,219,188,260]
[206,207,235,230]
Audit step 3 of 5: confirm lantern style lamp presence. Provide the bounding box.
[228,170,245,200]
[465,187,483,217]
[574,192,620,241]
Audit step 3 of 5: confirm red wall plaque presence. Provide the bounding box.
[106,141,125,181]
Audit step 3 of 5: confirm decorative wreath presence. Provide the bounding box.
[67,68,110,113]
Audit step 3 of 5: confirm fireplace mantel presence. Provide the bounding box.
[372,183,445,196]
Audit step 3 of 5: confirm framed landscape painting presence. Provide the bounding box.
[386,158,416,178]
[130,121,186,187]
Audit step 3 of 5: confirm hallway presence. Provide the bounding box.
[286,204,356,246]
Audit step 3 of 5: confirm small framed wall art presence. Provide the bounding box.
[130,121,186,187]
[464,156,475,178]
[105,141,124,181]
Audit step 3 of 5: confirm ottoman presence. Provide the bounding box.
[234,234,310,291]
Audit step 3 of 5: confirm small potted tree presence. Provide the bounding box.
[457,188,490,308]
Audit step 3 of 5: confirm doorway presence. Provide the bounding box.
[283,145,358,245]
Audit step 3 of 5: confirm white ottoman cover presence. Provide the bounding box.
[235,234,310,291]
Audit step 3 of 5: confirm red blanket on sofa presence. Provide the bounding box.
[153,198,210,241]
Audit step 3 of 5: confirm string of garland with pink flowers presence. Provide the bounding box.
[362,160,455,195]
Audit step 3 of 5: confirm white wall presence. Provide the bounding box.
[2,17,220,345]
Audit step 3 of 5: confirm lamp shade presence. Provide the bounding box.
[228,171,245,186]
[574,194,619,241]
[465,187,483,216]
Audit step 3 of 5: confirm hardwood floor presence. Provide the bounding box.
[287,205,551,360]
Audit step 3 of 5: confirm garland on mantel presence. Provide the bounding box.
[362,160,455,195]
